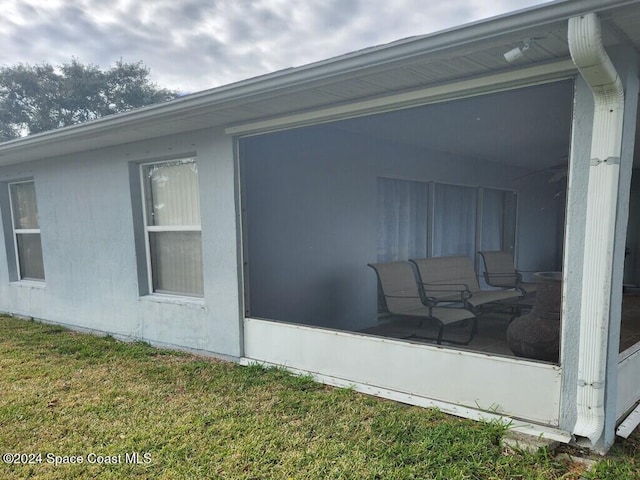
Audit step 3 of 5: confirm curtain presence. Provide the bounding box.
[149,231,203,296]
[377,177,429,262]
[10,181,39,229]
[481,189,517,252]
[10,181,44,280]
[432,183,476,259]
[16,234,45,280]
[377,179,517,270]
[145,161,200,226]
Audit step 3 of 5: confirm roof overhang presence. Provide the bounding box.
[0,0,639,166]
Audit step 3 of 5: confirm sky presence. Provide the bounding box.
[2,0,553,95]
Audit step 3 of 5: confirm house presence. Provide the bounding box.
[0,0,639,453]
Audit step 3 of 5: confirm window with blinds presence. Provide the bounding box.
[9,180,44,281]
[141,158,203,297]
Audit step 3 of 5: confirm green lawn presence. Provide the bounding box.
[0,316,638,479]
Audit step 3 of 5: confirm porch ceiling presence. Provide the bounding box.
[329,80,575,170]
[0,0,639,166]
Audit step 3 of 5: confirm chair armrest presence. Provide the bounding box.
[384,294,421,299]
[483,272,519,279]
[385,294,434,316]
[422,282,472,302]
[483,272,521,288]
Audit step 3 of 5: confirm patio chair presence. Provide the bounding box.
[410,256,522,313]
[368,261,477,345]
[477,250,537,294]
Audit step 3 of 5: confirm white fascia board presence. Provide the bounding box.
[226,60,577,136]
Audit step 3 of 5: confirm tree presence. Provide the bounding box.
[0,59,180,141]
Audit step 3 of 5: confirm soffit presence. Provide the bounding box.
[605,3,640,48]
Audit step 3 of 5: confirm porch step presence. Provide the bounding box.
[502,430,560,453]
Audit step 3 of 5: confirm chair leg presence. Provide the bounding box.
[438,318,476,346]
[467,318,478,344]
[404,317,476,346]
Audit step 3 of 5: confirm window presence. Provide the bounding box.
[377,177,517,263]
[9,180,44,281]
[141,158,203,297]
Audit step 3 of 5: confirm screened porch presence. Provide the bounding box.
[239,77,640,366]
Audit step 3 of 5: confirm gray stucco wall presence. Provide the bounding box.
[242,123,565,331]
[0,128,243,358]
[559,73,594,434]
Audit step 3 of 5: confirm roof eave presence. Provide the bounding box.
[0,0,636,162]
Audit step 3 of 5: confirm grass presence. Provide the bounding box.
[0,316,638,479]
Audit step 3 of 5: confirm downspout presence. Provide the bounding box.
[568,13,625,444]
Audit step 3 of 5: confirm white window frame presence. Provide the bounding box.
[8,179,44,282]
[139,158,203,297]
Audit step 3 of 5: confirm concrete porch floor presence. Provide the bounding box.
[360,293,640,359]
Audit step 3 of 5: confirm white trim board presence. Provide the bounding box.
[243,317,562,426]
[617,404,640,439]
[239,357,572,444]
[617,346,640,420]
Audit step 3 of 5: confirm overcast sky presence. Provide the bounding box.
[2,0,553,94]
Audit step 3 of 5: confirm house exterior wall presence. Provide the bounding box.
[0,128,243,358]
[560,73,594,435]
[0,2,635,454]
